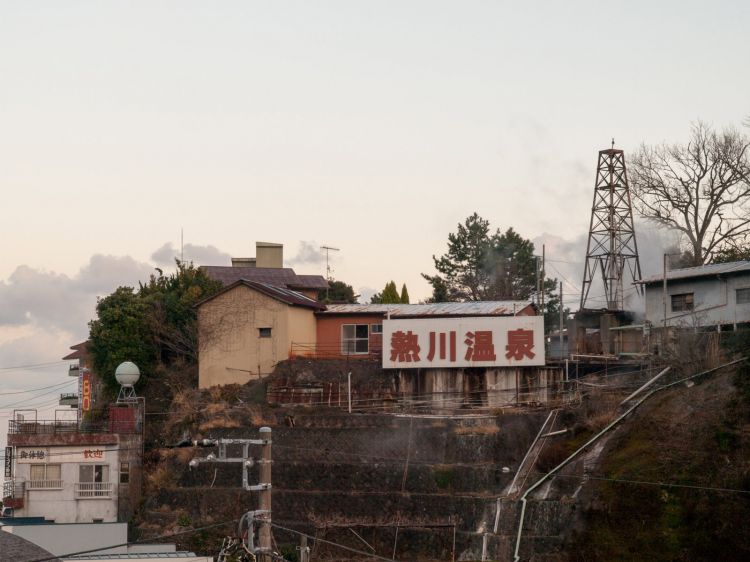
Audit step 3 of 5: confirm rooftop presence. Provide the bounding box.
[195,280,326,310]
[0,530,61,562]
[638,260,750,284]
[201,266,328,291]
[319,301,535,317]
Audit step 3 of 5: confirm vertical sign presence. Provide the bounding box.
[4,446,12,478]
[81,369,92,412]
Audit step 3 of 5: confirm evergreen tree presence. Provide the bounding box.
[400,284,410,304]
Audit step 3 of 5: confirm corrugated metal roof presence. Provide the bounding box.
[320,301,535,317]
[638,260,750,284]
[201,266,328,291]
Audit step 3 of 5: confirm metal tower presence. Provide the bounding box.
[579,144,642,311]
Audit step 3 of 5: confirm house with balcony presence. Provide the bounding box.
[2,403,143,524]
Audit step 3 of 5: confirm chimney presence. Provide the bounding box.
[256,242,283,268]
[231,257,256,268]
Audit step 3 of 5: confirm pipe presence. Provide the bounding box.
[619,366,670,406]
[512,357,744,562]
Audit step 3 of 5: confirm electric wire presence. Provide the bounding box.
[23,519,237,562]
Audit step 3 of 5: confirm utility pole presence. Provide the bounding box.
[663,253,668,330]
[559,280,564,359]
[541,244,546,313]
[188,428,273,561]
[297,535,310,562]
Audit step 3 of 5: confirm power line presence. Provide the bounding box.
[0,380,73,396]
[271,522,401,562]
[0,360,67,371]
[530,471,750,495]
[23,519,237,562]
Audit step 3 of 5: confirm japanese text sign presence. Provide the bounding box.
[382,316,544,369]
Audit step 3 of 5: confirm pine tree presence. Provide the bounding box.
[400,284,410,304]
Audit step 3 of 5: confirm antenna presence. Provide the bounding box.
[320,245,340,301]
[181,228,184,263]
[320,245,340,281]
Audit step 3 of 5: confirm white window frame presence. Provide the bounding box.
[371,323,383,334]
[27,464,62,489]
[341,324,369,355]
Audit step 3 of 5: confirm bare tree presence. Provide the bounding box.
[629,122,750,265]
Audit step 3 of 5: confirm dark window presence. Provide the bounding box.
[120,462,130,484]
[671,293,694,312]
[258,327,272,338]
[737,288,750,304]
[371,324,383,334]
[342,324,369,354]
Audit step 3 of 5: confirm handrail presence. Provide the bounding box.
[512,357,745,562]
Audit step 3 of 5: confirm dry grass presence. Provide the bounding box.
[453,424,500,435]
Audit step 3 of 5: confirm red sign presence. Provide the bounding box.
[81,370,92,412]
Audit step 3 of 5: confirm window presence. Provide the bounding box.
[258,327,272,338]
[119,462,130,484]
[737,288,750,304]
[371,324,383,334]
[342,324,369,354]
[28,464,62,489]
[78,464,111,498]
[671,293,694,312]
[79,464,109,483]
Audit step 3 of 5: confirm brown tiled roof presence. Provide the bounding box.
[195,280,326,310]
[201,266,328,291]
[62,341,89,360]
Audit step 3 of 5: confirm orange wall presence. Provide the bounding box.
[315,314,384,357]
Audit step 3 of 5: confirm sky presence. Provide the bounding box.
[1,1,748,430]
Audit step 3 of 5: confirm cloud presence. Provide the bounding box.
[287,241,327,266]
[151,242,231,267]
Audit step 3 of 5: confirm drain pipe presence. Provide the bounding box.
[512,357,744,562]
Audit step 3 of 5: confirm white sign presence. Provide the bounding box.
[17,446,111,464]
[382,316,545,369]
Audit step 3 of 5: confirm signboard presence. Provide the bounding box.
[382,316,544,369]
[17,448,49,463]
[4,446,12,478]
[81,369,92,412]
[17,446,111,464]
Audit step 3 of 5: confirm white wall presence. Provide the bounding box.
[645,273,750,328]
[13,445,120,523]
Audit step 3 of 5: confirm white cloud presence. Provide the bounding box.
[151,242,231,267]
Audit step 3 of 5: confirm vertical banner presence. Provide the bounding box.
[81,369,92,412]
[4,446,12,478]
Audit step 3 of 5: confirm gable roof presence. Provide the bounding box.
[201,266,328,291]
[637,260,750,285]
[319,301,536,317]
[195,280,326,310]
[62,341,89,360]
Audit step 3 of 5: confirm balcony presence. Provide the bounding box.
[68,364,80,377]
[59,393,79,407]
[75,482,113,499]
[26,479,63,490]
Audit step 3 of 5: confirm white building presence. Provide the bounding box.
[3,408,142,524]
[639,261,750,329]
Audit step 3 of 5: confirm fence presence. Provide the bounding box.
[290,341,383,361]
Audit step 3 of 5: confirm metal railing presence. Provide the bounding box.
[75,482,113,498]
[9,417,142,436]
[26,479,63,490]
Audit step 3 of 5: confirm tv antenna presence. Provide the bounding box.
[320,245,339,281]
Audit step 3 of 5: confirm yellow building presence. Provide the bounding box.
[197,280,323,388]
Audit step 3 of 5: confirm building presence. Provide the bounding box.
[197,280,325,387]
[638,260,750,329]
[0,520,211,562]
[3,403,143,524]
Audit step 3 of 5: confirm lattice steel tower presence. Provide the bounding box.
[579,144,642,311]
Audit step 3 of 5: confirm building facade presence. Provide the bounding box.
[640,261,750,329]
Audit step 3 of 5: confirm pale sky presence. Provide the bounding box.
[0,1,748,424]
